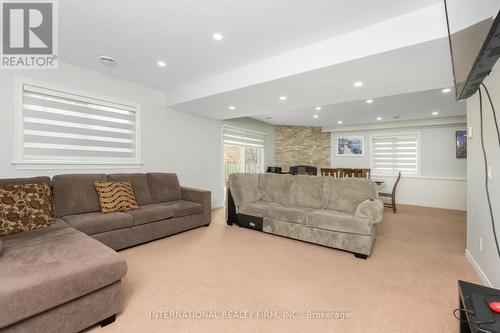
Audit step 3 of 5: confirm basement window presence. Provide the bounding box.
[371,133,419,175]
[13,81,141,169]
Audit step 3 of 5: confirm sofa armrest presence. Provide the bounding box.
[354,199,384,224]
[181,187,211,225]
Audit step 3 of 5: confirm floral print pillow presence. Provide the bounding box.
[0,183,54,236]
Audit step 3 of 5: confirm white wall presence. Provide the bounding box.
[329,125,467,210]
[222,117,276,167]
[0,62,225,208]
[466,61,500,287]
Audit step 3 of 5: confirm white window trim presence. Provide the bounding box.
[369,132,421,177]
[12,77,142,170]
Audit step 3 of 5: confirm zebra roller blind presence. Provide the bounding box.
[371,134,418,175]
[222,126,265,148]
[20,84,139,164]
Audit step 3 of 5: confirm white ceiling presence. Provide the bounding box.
[171,38,456,119]
[251,88,466,128]
[59,0,442,92]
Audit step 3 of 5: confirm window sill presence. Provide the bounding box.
[12,161,143,170]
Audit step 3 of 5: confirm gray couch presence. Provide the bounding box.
[227,173,383,258]
[0,173,211,333]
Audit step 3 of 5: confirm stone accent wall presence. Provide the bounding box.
[274,126,331,170]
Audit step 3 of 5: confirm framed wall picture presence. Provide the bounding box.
[336,136,364,156]
[456,130,467,159]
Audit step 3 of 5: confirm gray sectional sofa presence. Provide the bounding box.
[227,173,383,258]
[0,173,211,333]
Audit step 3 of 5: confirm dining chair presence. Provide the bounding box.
[320,168,337,176]
[379,171,401,213]
[353,169,364,178]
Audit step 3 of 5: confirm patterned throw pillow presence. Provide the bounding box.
[94,181,139,213]
[0,183,54,236]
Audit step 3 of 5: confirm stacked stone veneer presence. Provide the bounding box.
[274,126,331,170]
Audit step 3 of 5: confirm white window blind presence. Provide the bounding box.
[222,126,265,148]
[371,134,418,175]
[19,84,139,165]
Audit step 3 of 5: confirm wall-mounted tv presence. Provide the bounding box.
[445,0,500,100]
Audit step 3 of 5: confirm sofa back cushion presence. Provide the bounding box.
[259,174,292,205]
[107,173,151,205]
[147,173,182,203]
[323,178,378,214]
[52,174,106,217]
[228,173,260,207]
[288,175,325,209]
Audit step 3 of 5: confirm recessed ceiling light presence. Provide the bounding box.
[99,55,115,65]
[353,81,363,87]
[315,106,322,111]
[366,99,373,104]
[442,88,451,93]
[212,33,223,41]
[377,116,383,121]
[313,114,319,118]
[337,120,343,124]
[228,105,235,110]
[157,60,167,68]
[432,111,439,116]
[279,96,287,101]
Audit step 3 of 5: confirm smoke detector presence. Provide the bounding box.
[99,55,115,65]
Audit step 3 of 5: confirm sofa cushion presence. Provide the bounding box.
[107,173,152,205]
[125,204,174,225]
[238,200,283,218]
[52,174,107,217]
[94,181,139,213]
[163,200,203,217]
[147,173,182,203]
[258,173,292,205]
[306,209,371,235]
[266,206,313,225]
[323,178,378,214]
[62,212,133,235]
[0,220,127,329]
[288,175,325,209]
[0,183,54,236]
[228,173,260,206]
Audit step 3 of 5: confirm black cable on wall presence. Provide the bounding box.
[478,84,500,260]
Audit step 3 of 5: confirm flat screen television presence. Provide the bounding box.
[445,0,500,100]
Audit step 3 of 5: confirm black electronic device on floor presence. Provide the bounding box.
[458,280,500,332]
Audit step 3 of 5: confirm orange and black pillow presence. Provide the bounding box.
[94,181,139,213]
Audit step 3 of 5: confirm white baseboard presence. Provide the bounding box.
[465,249,492,287]
[397,199,466,211]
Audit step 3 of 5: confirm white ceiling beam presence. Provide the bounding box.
[323,116,467,132]
[166,3,448,106]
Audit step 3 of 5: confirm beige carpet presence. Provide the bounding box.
[87,205,478,333]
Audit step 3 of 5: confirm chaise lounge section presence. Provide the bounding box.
[227,173,383,258]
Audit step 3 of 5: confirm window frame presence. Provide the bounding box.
[12,77,142,170]
[369,132,421,176]
[222,124,266,181]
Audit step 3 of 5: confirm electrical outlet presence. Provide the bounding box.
[468,126,473,138]
[488,166,493,181]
